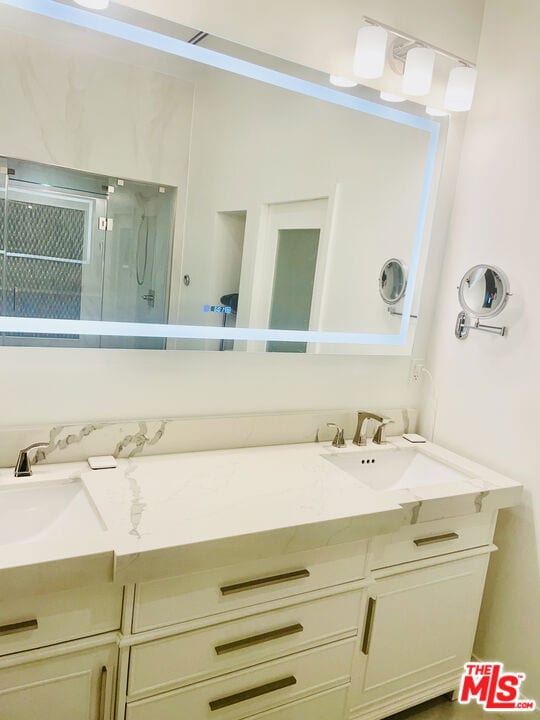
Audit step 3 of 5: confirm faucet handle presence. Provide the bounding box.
[327,423,346,448]
[373,417,394,445]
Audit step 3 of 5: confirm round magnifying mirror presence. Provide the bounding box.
[379,259,407,305]
[458,265,510,318]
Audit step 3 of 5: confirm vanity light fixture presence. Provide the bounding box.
[402,47,435,96]
[444,66,477,112]
[73,0,109,9]
[353,25,388,79]
[426,107,449,117]
[380,91,406,103]
[329,75,358,88]
[356,17,477,111]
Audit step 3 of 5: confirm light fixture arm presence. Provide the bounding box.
[362,16,476,69]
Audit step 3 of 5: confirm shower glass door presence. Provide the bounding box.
[100,178,174,349]
[0,158,175,349]
[0,167,107,347]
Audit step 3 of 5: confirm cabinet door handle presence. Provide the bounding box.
[361,597,376,655]
[220,569,310,595]
[215,623,303,655]
[209,676,297,711]
[0,619,38,636]
[99,665,108,720]
[413,532,459,547]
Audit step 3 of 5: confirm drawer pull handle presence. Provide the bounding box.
[413,532,459,547]
[215,623,304,655]
[361,597,376,655]
[99,666,108,720]
[220,569,310,595]
[209,675,297,711]
[0,619,38,636]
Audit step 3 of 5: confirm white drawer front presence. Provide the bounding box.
[129,590,363,698]
[133,541,367,632]
[0,584,123,656]
[126,639,354,720]
[239,686,347,720]
[369,512,496,569]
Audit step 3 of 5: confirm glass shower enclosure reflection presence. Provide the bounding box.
[0,159,175,349]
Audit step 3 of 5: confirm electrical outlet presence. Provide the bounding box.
[409,358,424,383]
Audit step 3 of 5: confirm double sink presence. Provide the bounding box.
[0,443,475,548]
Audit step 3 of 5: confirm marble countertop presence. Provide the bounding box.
[0,438,522,589]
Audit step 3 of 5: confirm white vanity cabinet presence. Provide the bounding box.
[0,503,506,720]
[0,642,118,720]
[122,541,370,719]
[0,583,123,719]
[349,512,498,720]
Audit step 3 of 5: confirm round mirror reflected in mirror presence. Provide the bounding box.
[379,259,407,305]
[458,265,510,318]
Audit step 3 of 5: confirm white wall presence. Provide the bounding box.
[0,19,193,187]
[419,0,540,699]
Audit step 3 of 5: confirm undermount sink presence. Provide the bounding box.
[324,448,475,493]
[0,478,105,546]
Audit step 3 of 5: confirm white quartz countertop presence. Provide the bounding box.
[0,438,522,588]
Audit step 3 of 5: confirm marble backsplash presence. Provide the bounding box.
[0,408,417,469]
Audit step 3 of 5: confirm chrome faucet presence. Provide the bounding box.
[352,412,393,446]
[327,423,346,448]
[14,442,49,477]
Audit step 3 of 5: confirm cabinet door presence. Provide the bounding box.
[0,644,117,720]
[351,553,490,711]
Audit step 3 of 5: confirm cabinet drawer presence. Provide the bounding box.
[234,686,347,720]
[126,639,354,720]
[369,512,496,569]
[133,541,367,632]
[0,584,123,656]
[129,590,363,698]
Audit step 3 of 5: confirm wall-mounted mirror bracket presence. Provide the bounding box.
[455,311,507,340]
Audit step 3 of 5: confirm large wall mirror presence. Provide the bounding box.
[0,0,444,354]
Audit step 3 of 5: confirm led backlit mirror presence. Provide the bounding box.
[0,0,444,354]
[379,259,408,305]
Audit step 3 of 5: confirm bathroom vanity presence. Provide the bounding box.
[0,437,521,720]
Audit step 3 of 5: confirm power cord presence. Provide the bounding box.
[420,366,439,441]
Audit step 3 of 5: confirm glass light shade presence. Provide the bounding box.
[402,47,435,96]
[426,107,449,117]
[353,26,388,79]
[329,75,358,88]
[444,66,477,111]
[74,0,109,8]
[380,91,405,103]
